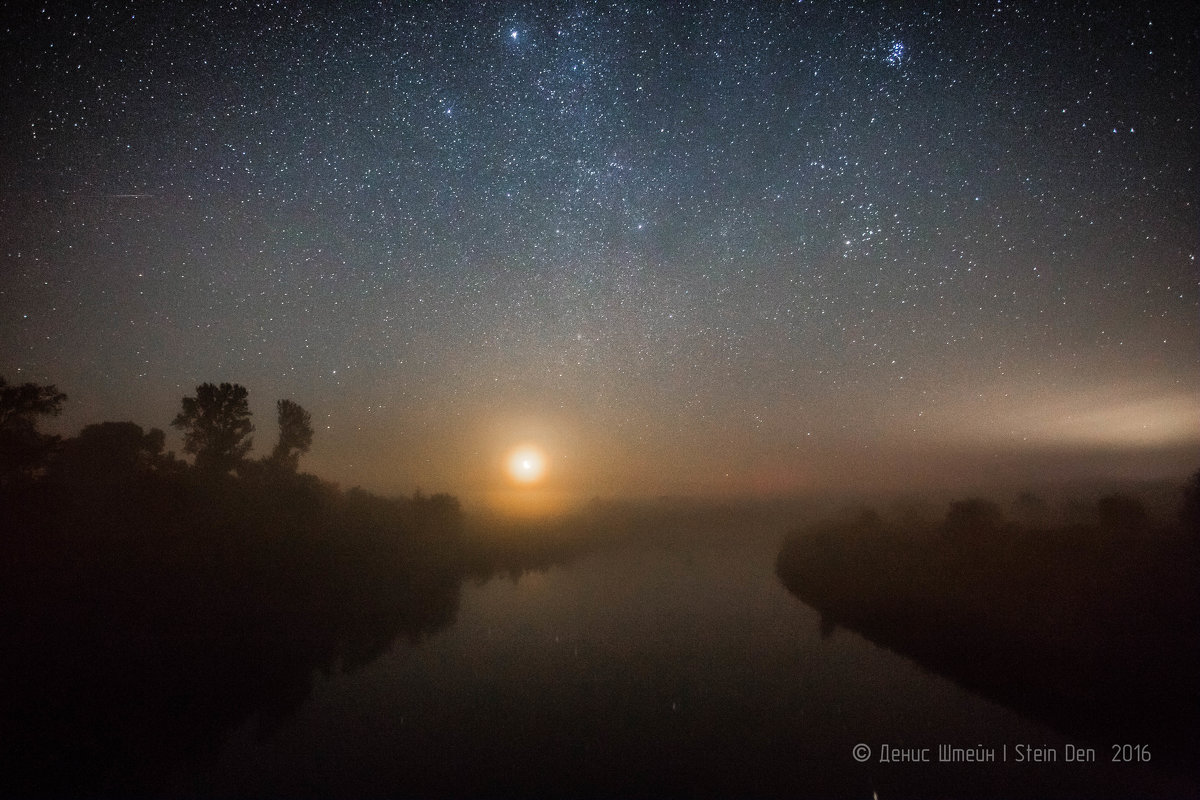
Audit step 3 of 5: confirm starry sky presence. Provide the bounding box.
[2,1,1198,506]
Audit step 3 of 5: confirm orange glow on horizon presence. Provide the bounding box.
[506,444,547,485]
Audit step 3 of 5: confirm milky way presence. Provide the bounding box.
[2,2,1197,500]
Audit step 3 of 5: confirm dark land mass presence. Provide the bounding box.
[0,381,590,797]
[0,467,586,798]
[776,489,1200,783]
[5,380,1200,797]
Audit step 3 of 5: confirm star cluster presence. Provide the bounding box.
[2,2,1197,497]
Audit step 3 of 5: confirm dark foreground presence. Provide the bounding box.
[0,469,583,797]
[775,495,1200,784]
[4,468,1199,798]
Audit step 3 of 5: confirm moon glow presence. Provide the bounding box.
[506,445,546,485]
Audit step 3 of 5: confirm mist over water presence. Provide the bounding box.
[203,504,1193,799]
[2,417,1196,799]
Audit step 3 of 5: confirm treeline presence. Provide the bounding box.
[0,377,574,797]
[1,377,322,488]
[776,485,1200,776]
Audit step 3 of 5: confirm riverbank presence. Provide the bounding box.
[0,471,589,797]
[775,498,1199,777]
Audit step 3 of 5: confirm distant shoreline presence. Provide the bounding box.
[775,501,1200,778]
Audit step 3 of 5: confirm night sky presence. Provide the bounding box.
[2,2,1197,507]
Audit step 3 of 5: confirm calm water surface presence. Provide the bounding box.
[204,524,1187,798]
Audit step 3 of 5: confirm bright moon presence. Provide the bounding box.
[506,445,546,485]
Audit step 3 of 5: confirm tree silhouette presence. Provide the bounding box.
[51,421,172,487]
[269,399,313,472]
[172,383,254,474]
[0,376,67,488]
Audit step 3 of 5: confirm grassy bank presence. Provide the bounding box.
[775,493,1200,774]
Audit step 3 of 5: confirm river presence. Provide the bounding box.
[199,517,1188,798]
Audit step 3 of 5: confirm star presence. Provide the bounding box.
[0,1,1193,497]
